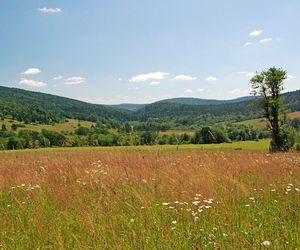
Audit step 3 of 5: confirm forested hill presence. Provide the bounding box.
[155,96,256,106]
[0,86,130,124]
[131,90,300,125]
[111,96,256,110]
[0,86,300,126]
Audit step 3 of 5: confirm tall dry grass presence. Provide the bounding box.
[0,148,299,249]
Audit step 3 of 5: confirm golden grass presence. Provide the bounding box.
[0,148,299,248]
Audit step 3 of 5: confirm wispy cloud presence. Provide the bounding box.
[259,38,272,43]
[53,75,63,80]
[129,72,169,83]
[229,88,251,95]
[234,71,256,77]
[198,88,204,92]
[249,30,263,37]
[185,89,193,93]
[285,74,296,81]
[21,68,41,75]
[172,74,197,81]
[205,76,217,81]
[64,76,86,85]
[150,81,160,85]
[19,79,47,88]
[244,42,252,47]
[38,7,62,13]
[247,72,256,77]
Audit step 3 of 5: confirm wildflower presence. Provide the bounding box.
[205,206,212,209]
[222,233,228,237]
[140,206,145,209]
[271,189,276,192]
[162,202,169,206]
[130,218,134,222]
[249,197,255,200]
[194,197,199,200]
[172,221,177,224]
[174,201,179,204]
[245,204,250,207]
[169,206,174,209]
[195,194,201,197]
[261,240,271,247]
[295,188,299,192]
[7,205,11,208]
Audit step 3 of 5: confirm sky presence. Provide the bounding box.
[0,0,299,104]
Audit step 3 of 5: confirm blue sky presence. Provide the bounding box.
[0,0,299,104]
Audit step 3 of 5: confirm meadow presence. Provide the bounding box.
[0,144,299,249]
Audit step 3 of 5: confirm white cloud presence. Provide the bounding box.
[172,74,197,81]
[38,7,62,13]
[247,72,256,77]
[21,68,41,75]
[129,72,169,83]
[53,75,63,80]
[64,76,86,85]
[19,79,47,88]
[185,89,193,93]
[234,71,256,77]
[260,38,272,43]
[205,76,217,81]
[150,81,160,85]
[229,88,251,95]
[244,42,252,47]
[249,30,263,37]
[198,88,204,92]
[285,75,296,81]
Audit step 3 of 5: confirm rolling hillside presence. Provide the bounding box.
[0,86,130,124]
[1,86,300,127]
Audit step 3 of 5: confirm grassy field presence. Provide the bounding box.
[0,144,299,249]
[238,111,300,129]
[0,118,95,133]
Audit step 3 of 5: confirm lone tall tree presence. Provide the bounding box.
[250,67,293,152]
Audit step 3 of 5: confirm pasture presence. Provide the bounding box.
[0,145,299,249]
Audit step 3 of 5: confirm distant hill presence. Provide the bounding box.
[110,103,146,110]
[0,85,299,127]
[156,96,257,106]
[110,96,257,110]
[0,86,130,124]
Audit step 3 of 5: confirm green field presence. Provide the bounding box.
[0,118,95,133]
[238,111,300,129]
[0,139,271,154]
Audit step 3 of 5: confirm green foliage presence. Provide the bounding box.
[41,129,66,147]
[251,67,295,152]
